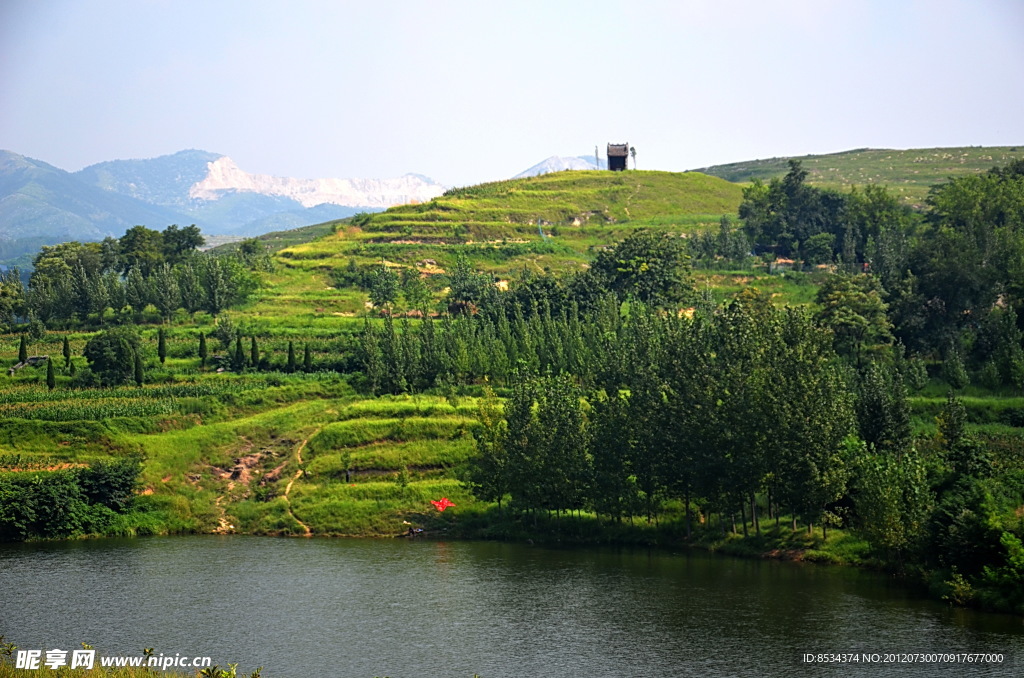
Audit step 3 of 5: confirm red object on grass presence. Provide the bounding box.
[430,497,456,512]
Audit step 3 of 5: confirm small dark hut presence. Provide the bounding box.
[607,143,629,171]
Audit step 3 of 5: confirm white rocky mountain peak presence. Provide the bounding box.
[514,155,602,179]
[189,156,445,208]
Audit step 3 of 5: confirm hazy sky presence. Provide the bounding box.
[2,0,1023,187]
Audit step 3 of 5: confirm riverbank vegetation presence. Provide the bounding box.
[1,157,1023,615]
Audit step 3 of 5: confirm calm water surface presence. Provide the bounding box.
[1,536,1021,677]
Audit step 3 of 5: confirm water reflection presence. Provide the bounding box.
[1,537,1020,677]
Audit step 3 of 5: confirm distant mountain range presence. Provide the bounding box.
[0,149,447,267]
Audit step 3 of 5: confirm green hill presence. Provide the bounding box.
[696,146,1024,205]
[375,169,741,232]
[6,154,1024,546]
[267,169,742,313]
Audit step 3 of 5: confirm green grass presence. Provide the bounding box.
[307,416,476,453]
[208,219,340,256]
[697,145,1024,205]
[257,170,743,316]
[289,478,471,535]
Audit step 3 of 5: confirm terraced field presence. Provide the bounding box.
[231,395,483,536]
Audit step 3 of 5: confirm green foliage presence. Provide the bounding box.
[23,225,259,327]
[157,328,166,364]
[77,457,142,512]
[978,531,1024,614]
[198,332,208,367]
[83,326,142,387]
[368,266,399,308]
[133,352,144,387]
[587,230,692,307]
[0,457,140,541]
[739,160,848,260]
[701,145,1024,205]
[233,336,245,371]
[852,447,932,562]
[856,362,911,454]
[498,371,589,514]
[815,274,892,366]
[943,346,970,390]
[445,254,494,306]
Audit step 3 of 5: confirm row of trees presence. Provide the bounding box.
[739,160,915,267]
[463,297,1023,610]
[69,326,319,387]
[467,297,870,533]
[0,226,265,329]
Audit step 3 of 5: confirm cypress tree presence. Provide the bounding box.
[303,342,312,372]
[62,336,71,367]
[17,335,27,364]
[69,360,77,377]
[198,332,208,367]
[250,336,259,369]
[287,340,296,373]
[46,358,55,390]
[234,336,245,371]
[157,328,167,364]
[361,322,384,394]
[133,351,144,387]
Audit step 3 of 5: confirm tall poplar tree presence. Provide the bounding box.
[469,386,510,511]
[133,352,144,387]
[157,328,167,364]
[233,336,245,371]
[198,332,208,367]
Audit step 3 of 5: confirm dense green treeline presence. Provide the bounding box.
[465,303,1023,613]
[0,457,141,540]
[0,225,267,329]
[734,159,1024,374]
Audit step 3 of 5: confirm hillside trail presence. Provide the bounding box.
[284,428,319,537]
[213,495,232,534]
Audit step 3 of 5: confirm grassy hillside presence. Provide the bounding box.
[260,170,741,315]
[697,145,1024,205]
[4,158,1024,548]
[0,169,749,539]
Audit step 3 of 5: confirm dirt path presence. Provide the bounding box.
[213,495,233,535]
[283,430,319,537]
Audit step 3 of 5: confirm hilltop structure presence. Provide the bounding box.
[607,143,629,171]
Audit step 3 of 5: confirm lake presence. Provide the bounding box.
[1,536,1021,677]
